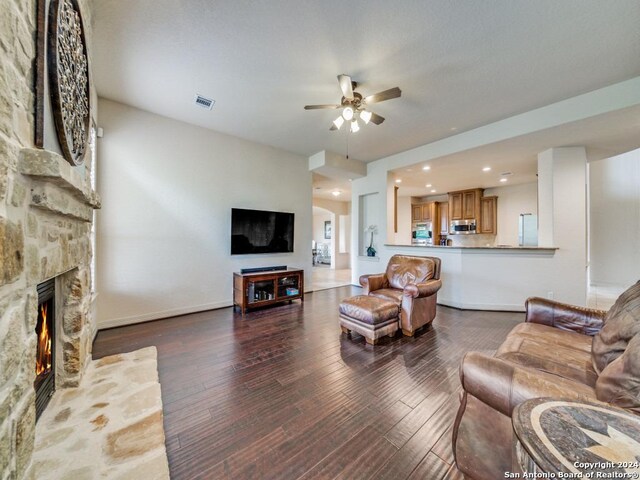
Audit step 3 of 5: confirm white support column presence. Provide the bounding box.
[537,147,588,305]
[537,150,555,246]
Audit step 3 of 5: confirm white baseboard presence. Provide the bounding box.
[98,300,233,330]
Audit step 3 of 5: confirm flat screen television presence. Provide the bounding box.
[231,208,294,255]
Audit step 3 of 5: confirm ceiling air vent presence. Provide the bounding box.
[194,94,215,110]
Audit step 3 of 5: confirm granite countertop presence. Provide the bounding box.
[385,243,558,251]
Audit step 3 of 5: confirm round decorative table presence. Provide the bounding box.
[512,398,640,477]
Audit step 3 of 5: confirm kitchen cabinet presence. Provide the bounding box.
[449,193,463,220]
[438,202,449,235]
[412,205,422,222]
[479,196,498,234]
[448,188,483,221]
[411,202,436,223]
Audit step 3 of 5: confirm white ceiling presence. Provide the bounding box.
[312,173,352,201]
[394,104,640,197]
[90,1,640,163]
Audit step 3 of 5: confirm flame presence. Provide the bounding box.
[36,304,52,376]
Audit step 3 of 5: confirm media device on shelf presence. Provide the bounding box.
[240,265,287,274]
[231,208,294,255]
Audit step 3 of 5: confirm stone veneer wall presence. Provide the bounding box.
[0,1,99,479]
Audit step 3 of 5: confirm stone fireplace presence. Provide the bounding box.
[0,1,99,478]
[0,146,100,478]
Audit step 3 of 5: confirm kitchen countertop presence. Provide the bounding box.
[385,243,558,251]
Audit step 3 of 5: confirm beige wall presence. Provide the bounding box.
[590,148,640,289]
[96,99,313,328]
[485,181,538,246]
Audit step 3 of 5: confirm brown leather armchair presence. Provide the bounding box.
[452,280,640,480]
[359,254,442,336]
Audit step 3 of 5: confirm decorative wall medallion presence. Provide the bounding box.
[48,0,90,166]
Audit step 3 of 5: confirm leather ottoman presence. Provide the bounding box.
[339,295,399,345]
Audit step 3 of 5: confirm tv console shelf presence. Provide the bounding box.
[233,268,304,314]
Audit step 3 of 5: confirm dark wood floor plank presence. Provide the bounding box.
[92,285,522,480]
[407,452,451,480]
[333,436,398,480]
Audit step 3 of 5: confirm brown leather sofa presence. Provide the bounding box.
[359,254,442,336]
[452,280,640,480]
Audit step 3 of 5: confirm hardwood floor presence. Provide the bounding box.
[93,286,522,480]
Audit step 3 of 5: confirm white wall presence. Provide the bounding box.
[313,212,332,266]
[393,196,412,245]
[312,213,331,246]
[590,148,640,289]
[313,199,351,269]
[96,99,312,328]
[485,181,538,246]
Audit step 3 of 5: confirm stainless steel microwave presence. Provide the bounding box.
[450,219,477,235]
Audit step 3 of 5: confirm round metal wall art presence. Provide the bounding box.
[48,0,90,166]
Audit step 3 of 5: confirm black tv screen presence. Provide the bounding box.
[231,208,294,255]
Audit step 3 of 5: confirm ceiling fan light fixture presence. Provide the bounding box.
[350,119,360,133]
[360,110,372,124]
[333,116,344,130]
[342,106,354,121]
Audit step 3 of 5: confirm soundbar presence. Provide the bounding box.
[241,265,287,274]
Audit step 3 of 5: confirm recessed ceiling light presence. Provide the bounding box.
[395,179,402,183]
[406,168,413,172]
[500,178,508,182]
[331,190,341,196]
[348,178,353,182]
[422,166,431,171]
[450,127,457,131]
[482,167,491,172]
[431,189,437,193]
[426,184,432,188]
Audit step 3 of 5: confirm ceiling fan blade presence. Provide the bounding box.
[304,104,340,110]
[329,124,338,131]
[337,74,354,100]
[369,112,385,125]
[364,87,401,104]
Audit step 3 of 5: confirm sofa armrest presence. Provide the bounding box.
[359,273,387,294]
[460,352,597,417]
[404,279,442,298]
[525,297,606,336]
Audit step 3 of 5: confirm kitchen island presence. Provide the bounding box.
[354,243,562,312]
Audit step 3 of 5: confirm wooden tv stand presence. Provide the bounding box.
[233,268,304,314]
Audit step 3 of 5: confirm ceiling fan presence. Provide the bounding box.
[304,74,401,133]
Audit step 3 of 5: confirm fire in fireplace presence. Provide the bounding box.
[35,278,56,420]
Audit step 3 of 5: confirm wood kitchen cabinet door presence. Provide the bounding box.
[449,193,463,220]
[421,203,433,222]
[463,191,478,219]
[479,196,497,234]
[439,202,449,234]
[412,205,422,222]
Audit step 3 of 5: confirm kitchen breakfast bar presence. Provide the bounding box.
[355,244,561,312]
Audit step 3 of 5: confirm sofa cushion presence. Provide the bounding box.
[496,325,597,387]
[385,255,435,290]
[592,280,640,374]
[596,332,640,413]
[370,288,403,305]
[339,295,399,326]
[508,322,592,353]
